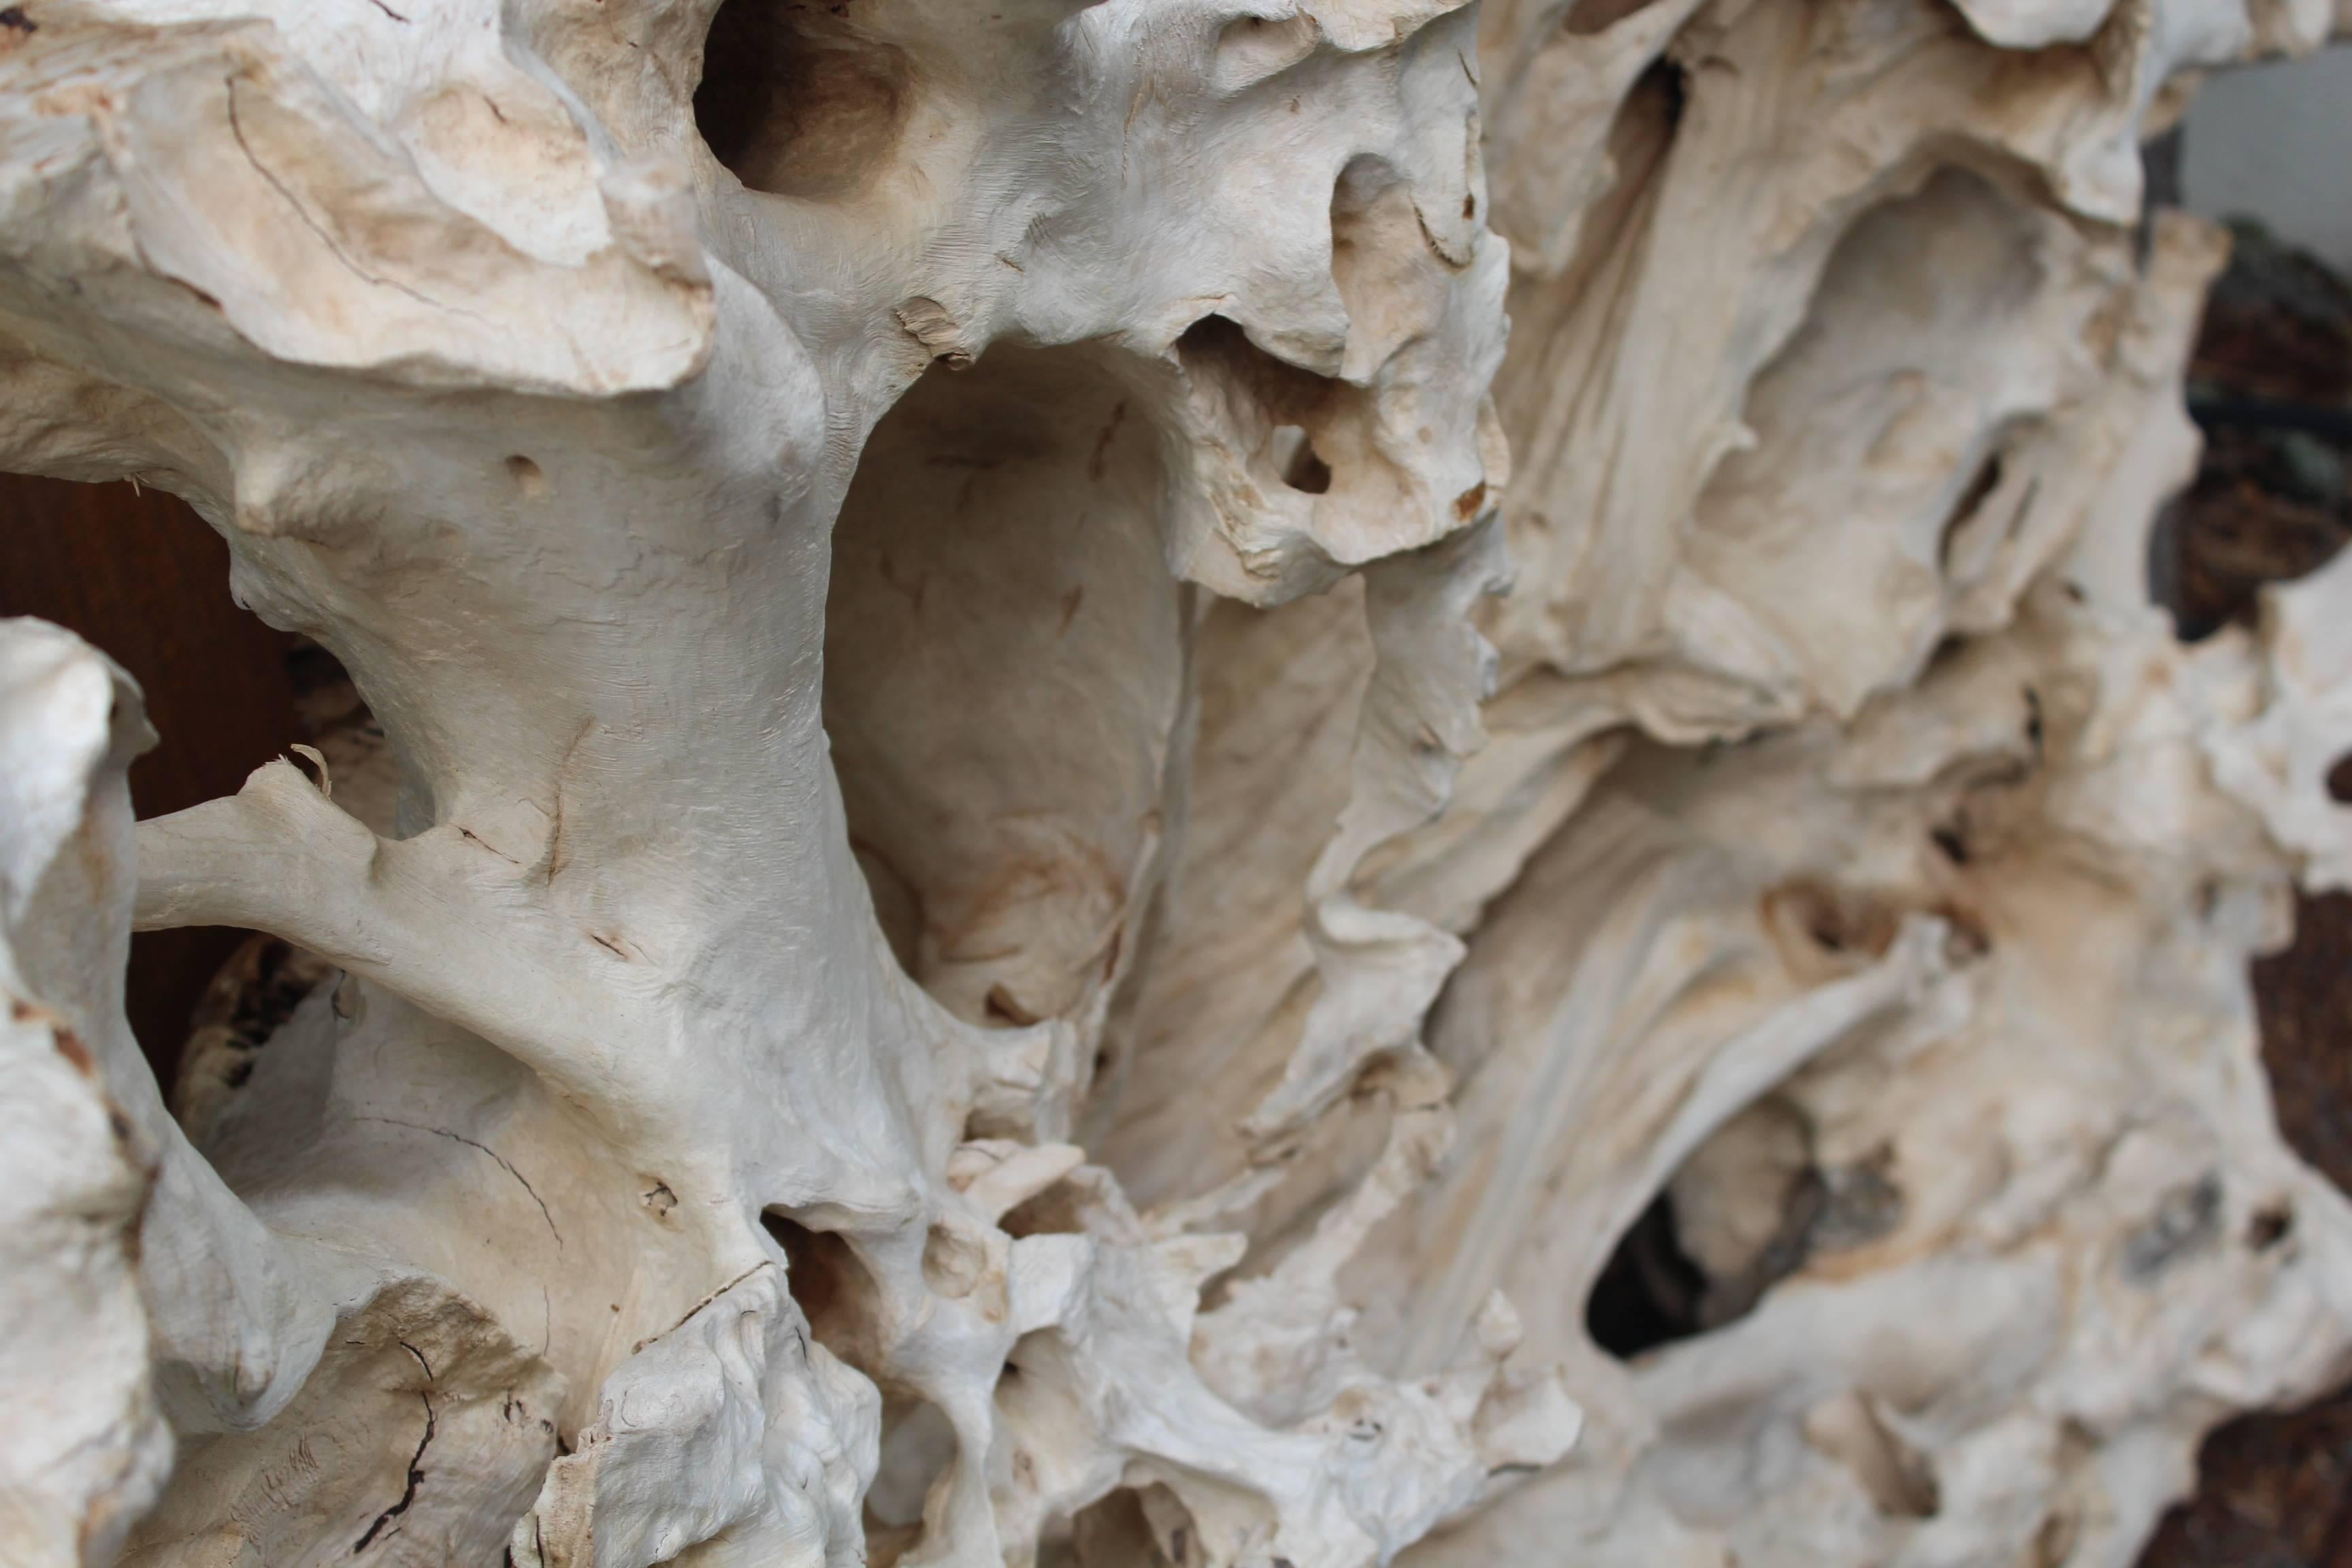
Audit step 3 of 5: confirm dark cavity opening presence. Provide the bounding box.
[2328,751,2352,805]
[694,0,909,200]
[762,1209,886,1368]
[1585,1190,1709,1358]
[1587,1102,1903,1360]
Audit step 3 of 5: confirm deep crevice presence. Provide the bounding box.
[1938,451,2005,569]
[351,1369,436,1554]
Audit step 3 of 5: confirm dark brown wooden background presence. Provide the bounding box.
[1,472,297,1077]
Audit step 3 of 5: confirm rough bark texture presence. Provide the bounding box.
[0,1,2348,1566]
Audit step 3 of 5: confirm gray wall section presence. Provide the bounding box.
[2182,43,2352,271]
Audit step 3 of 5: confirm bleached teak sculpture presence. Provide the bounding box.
[1,0,2349,1562]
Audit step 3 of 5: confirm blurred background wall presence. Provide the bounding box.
[2182,43,2352,272]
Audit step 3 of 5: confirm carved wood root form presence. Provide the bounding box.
[1,0,2349,1563]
